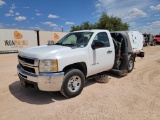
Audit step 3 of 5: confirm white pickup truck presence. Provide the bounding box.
[17,30,144,97]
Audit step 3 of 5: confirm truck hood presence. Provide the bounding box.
[19,45,72,59]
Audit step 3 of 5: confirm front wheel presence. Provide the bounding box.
[127,57,134,72]
[61,69,85,98]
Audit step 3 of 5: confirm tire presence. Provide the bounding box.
[60,69,85,98]
[153,43,155,46]
[96,74,109,83]
[119,70,128,77]
[127,57,134,72]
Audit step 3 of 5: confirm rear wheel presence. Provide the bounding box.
[61,69,85,98]
[127,57,134,72]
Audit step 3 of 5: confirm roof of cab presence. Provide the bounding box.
[72,29,109,33]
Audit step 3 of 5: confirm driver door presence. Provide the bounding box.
[88,32,114,76]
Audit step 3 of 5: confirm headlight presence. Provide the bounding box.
[39,60,58,72]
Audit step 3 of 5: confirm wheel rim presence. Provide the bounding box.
[128,60,133,70]
[68,76,81,93]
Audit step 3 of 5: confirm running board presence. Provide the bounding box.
[110,69,128,77]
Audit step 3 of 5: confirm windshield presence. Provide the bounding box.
[56,32,93,47]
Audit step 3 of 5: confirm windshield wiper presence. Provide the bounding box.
[55,43,75,47]
[55,43,62,45]
[61,44,75,46]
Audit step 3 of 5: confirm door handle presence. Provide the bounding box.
[107,50,112,54]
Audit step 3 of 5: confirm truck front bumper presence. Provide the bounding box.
[17,65,64,91]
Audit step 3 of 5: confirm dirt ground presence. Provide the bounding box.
[0,46,160,120]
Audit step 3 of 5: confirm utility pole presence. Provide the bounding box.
[62,27,63,32]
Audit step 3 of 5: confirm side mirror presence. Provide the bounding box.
[91,41,105,50]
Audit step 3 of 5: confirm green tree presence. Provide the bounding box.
[70,13,129,32]
[70,26,81,31]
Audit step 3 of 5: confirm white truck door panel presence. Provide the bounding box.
[88,32,114,76]
[91,47,114,73]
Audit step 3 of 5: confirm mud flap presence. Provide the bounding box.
[110,69,128,77]
[119,53,129,70]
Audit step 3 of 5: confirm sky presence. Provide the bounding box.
[0,0,160,34]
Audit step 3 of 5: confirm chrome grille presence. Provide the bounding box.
[18,55,39,75]
[18,55,34,65]
[19,63,36,74]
